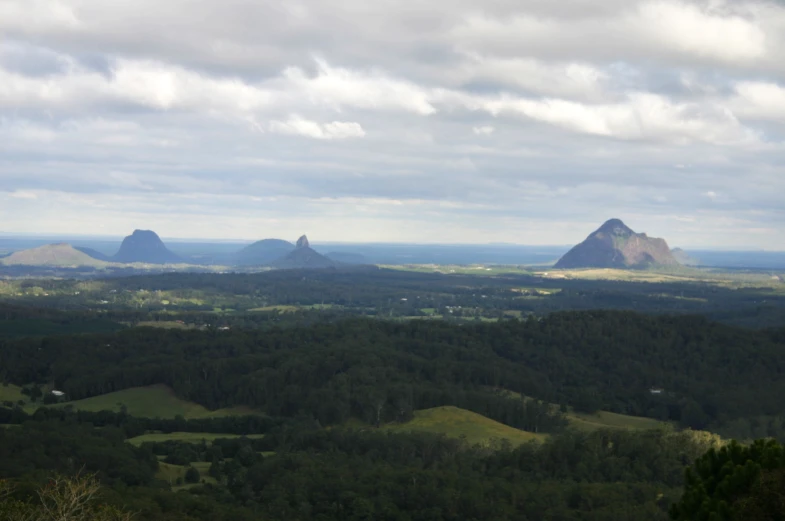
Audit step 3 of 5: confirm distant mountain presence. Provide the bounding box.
[326,251,368,264]
[0,243,110,267]
[74,246,113,262]
[272,235,335,269]
[112,230,182,264]
[554,219,678,269]
[234,238,295,266]
[671,248,700,266]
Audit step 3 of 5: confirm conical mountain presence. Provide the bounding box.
[235,238,295,266]
[112,230,182,264]
[0,243,110,267]
[554,219,678,269]
[272,235,335,269]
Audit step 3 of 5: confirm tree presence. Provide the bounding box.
[185,466,201,484]
[670,439,785,520]
[0,473,134,521]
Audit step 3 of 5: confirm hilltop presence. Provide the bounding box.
[0,243,110,267]
[272,235,335,269]
[555,218,679,269]
[234,238,295,266]
[113,230,182,264]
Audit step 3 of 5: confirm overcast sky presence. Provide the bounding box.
[1,0,784,247]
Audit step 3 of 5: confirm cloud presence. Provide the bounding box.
[269,115,365,140]
[451,0,771,67]
[731,81,785,121]
[0,0,784,247]
[9,190,39,200]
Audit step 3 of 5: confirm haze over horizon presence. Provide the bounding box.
[1,0,784,248]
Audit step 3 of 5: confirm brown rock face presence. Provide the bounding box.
[554,218,678,269]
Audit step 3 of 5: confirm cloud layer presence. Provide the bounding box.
[1,0,784,247]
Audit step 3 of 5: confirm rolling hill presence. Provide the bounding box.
[234,238,295,266]
[55,385,257,419]
[380,406,546,447]
[0,243,110,267]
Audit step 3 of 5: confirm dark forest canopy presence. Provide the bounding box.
[2,311,785,434]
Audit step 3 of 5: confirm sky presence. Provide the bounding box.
[1,0,784,248]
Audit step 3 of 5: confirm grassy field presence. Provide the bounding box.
[128,431,265,446]
[57,385,259,419]
[380,406,546,447]
[0,383,25,404]
[156,462,217,489]
[249,305,299,313]
[135,321,196,330]
[567,410,668,431]
[492,388,669,432]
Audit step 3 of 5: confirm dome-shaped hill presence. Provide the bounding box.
[234,238,295,266]
[113,230,182,264]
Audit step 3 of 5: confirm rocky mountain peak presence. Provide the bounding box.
[554,218,678,269]
[296,235,310,249]
[597,218,634,236]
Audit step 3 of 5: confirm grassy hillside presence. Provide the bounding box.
[58,385,259,419]
[128,432,265,446]
[380,406,546,447]
[567,410,668,431]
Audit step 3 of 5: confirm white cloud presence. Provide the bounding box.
[9,190,39,200]
[473,92,756,145]
[453,54,609,100]
[269,115,365,139]
[731,81,785,121]
[280,60,437,115]
[473,125,495,135]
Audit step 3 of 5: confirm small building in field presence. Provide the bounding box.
[649,387,664,395]
[51,390,65,397]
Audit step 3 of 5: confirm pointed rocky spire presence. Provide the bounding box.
[296,235,310,249]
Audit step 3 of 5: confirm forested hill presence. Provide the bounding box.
[3,311,784,434]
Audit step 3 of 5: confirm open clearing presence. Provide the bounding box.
[128,431,265,446]
[135,321,196,330]
[0,383,25,404]
[491,388,669,432]
[57,385,259,419]
[381,406,546,447]
[156,462,217,489]
[567,410,667,431]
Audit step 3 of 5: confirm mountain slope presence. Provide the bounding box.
[272,235,335,269]
[234,239,295,266]
[554,219,678,269]
[74,246,113,262]
[672,248,700,266]
[0,243,110,267]
[112,230,182,264]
